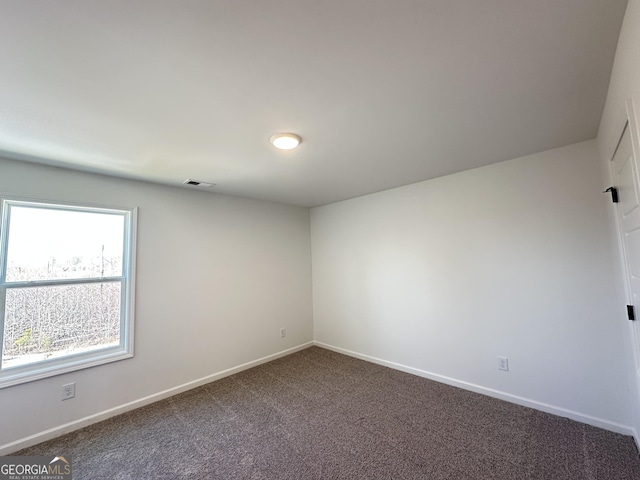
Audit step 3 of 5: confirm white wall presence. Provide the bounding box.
[311,140,632,431]
[597,0,640,442]
[0,157,313,450]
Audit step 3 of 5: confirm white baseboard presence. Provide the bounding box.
[314,341,636,437]
[0,342,314,455]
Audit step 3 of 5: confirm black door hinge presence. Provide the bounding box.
[628,305,636,321]
[604,187,619,203]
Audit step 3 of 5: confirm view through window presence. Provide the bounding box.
[0,199,136,387]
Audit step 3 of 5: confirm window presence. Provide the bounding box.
[0,198,137,388]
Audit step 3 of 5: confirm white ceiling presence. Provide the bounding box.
[0,0,628,207]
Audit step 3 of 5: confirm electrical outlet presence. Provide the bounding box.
[497,357,509,372]
[62,382,75,400]
[280,328,286,338]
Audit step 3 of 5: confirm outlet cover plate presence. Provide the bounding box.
[497,357,509,372]
[62,382,76,400]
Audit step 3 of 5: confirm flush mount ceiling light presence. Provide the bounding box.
[270,133,301,150]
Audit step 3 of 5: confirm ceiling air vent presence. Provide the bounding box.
[183,179,214,188]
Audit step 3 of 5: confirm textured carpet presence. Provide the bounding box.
[16,346,640,479]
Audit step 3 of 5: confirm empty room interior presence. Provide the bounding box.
[3,0,640,478]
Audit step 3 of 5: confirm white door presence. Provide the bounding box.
[611,124,640,379]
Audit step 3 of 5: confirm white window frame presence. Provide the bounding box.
[0,197,137,388]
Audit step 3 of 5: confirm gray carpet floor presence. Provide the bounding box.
[16,346,640,479]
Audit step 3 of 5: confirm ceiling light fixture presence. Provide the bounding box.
[270,133,301,150]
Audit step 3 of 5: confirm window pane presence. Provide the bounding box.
[2,282,121,369]
[5,206,125,282]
